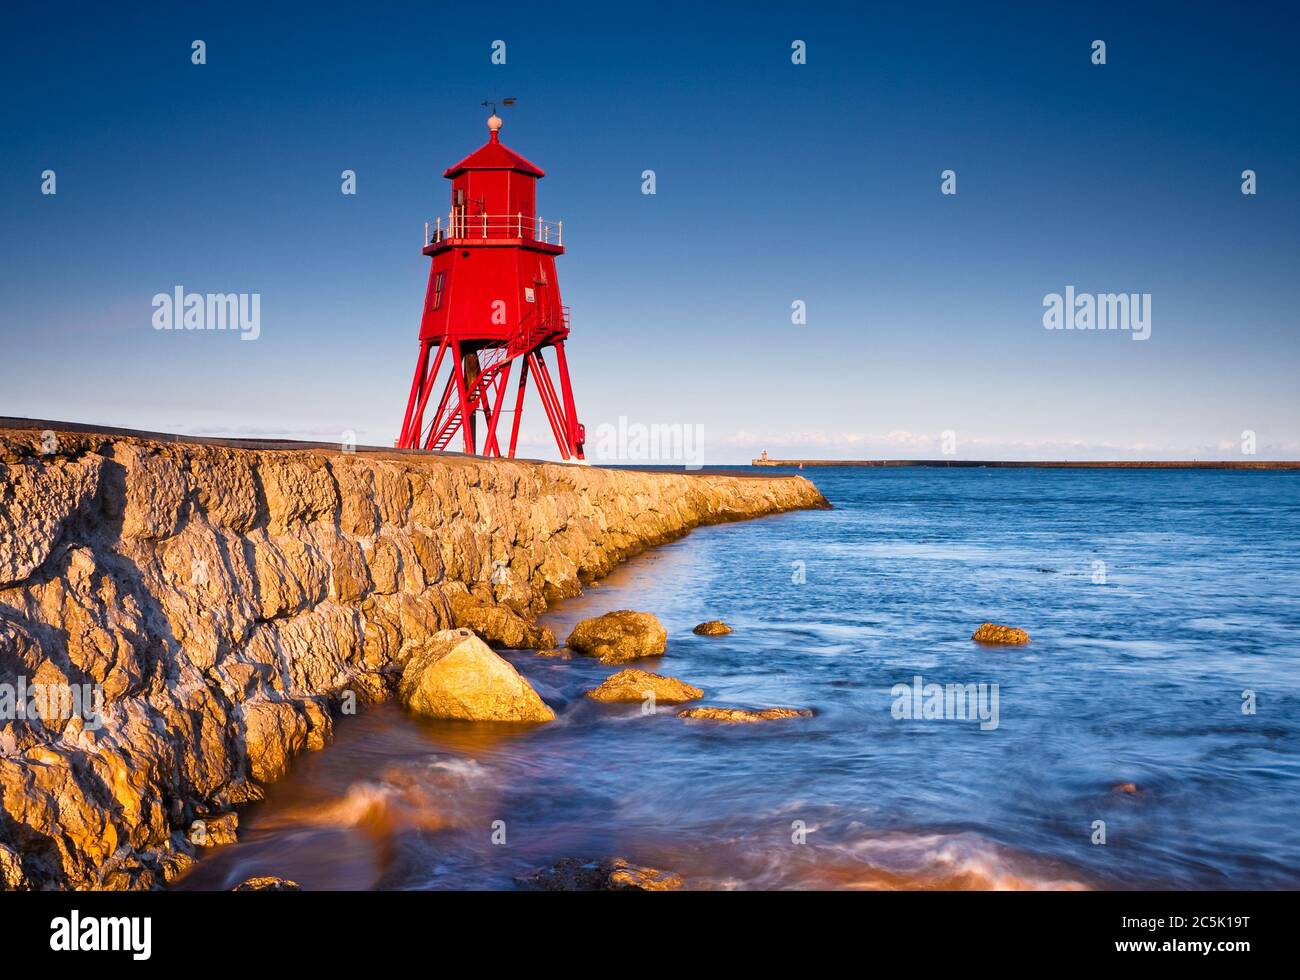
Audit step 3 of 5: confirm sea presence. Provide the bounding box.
[177,467,1300,890]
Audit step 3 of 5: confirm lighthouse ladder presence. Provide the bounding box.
[424,341,513,451]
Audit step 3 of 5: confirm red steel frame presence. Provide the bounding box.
[397,326,584,460]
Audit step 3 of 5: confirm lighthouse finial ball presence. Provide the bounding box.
[487,113,503,133]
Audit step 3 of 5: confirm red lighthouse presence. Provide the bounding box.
[397,111,585,459]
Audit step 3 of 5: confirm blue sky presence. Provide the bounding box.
[1,1,1297,462]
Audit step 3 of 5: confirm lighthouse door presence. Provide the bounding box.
[530,262,550,339]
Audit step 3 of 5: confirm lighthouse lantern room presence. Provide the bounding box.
[397,111,586,459]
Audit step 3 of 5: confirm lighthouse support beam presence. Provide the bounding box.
[529,350,572,461]
[399,342,428,448]
[552,340,583,458]
[508,358,530,458]
[483,361,513,457]
[451,342,476,454]
[403,339,448,449]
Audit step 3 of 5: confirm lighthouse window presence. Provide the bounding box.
[432,271,446,309]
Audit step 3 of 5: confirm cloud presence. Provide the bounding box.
[718,429,1300,462]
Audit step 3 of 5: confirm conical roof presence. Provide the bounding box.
[443,130,544,178]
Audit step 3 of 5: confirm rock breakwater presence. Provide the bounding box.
[0,424,828,889]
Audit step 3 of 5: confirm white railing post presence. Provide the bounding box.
[482,213,488,237]
[558,221,563,247]
[517,212,522,237]
[425,221,429,246]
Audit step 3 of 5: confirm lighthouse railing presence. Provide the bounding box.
[424,213,563,247]
[512,305,572,352]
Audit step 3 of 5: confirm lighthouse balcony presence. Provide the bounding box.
[424,213,563,250]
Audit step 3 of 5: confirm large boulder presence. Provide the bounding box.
[397,628,554,723]
[514,857,682,892]
[971,623,1030,645]
[567,610,667,664]
[677,707,813,723]
[692,620,732,636]
[585,668,703,704]
[449,591,555,650]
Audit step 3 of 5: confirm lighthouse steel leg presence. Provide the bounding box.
[399,342,432,448]
[405,340,448,449]
[530,351,572,461]
[508,358,530,458]
[451,342,476,454]
[552,341,583,458]
[527,352,568,459]
[483,361,512,457]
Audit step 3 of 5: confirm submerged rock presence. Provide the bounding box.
[692,620,732,636]
[536,647,573,659]
[567,610,667,664]
[514,857,682,892]
[449,591,556,650]
[232,876,302,891]
[585,668,703,704]
[677,707,813,723]
[971,623,1030,645]
[397,628,555,723]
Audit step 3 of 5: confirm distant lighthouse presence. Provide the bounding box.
[397,110,586,459]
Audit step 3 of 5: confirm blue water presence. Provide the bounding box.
[180,468,1300,890]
